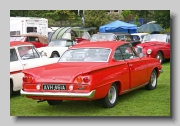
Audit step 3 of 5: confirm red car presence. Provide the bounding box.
[10,33,49,48]
[135,34,170,64]
[21,41,163,108]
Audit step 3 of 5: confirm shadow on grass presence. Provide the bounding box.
[11,91,21,98]
[30,87,148,115]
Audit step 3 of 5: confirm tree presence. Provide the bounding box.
[152,10,170,29]
[43,10,76,21]
[107,13,124,23]
[121,10,133,22]
[84,10,109,30]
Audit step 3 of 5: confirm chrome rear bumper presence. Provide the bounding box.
[20,89,96,99]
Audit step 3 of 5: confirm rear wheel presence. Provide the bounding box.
[50,52,60,58]
[102,83,118,108]
[156,51,164,64]
[145,69,157,90]
[10,83,13,97]
[47,100,63,105]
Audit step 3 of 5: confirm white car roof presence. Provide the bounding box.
[131,33,149,35]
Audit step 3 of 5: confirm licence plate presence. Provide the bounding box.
[43,84,66,90]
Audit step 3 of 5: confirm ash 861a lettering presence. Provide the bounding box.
[43,84,66,90]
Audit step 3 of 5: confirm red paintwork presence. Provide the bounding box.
[10,70,22,75]
[10,41,33,47]
[21,41,162,101]
[75,37,88,43]
[136,41,170,60]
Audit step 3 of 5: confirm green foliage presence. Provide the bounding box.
[131,15,141,26]
[121,10,132,22]
[84,10,109,31]
[130,10,153,18]
[107,13,124,22]
[160,27,170,34]
[152,10,170,29]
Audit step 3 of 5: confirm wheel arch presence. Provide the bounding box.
[51,51,60,57]
[113,81,121,95]
[10,78,14,91]
[157,50,164,58]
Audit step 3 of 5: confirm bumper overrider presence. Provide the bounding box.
[20,89,96,99]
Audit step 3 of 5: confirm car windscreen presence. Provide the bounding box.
[90,34,116,42]
[59,48,111,62]
[10,36,25,42]
[48,40,73,47]
[142,34,168,42]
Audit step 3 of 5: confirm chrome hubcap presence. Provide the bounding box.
[157,55,162,63]
[108,86,116,104]
[151,71,157,87]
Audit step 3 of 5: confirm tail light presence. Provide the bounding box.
[75,76,90,84]
[23,75,34,83]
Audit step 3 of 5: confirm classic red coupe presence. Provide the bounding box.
[21,41,163,108]
[135,34,170,64]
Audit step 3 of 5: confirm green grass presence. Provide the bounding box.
[10,60,170,116]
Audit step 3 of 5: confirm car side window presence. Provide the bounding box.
[66,40,74,47]
[113,47,123,61]
[18,46,40,60]
[119,44,138,60]
[10,48,18,62]
[26,37,38,42]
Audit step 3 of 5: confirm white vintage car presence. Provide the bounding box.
[10,41,59,97]
[37,38,75,58]
[131,33,149,42]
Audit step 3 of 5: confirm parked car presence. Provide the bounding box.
[135,34,170,64]
[37,38,75,58]
[10,41,58,97]
[20,41,163,108]
[131,33,149,42]
[10,33,49,48]
[75,33,118,44]
[90,33,118,41]
[113,32,141,47]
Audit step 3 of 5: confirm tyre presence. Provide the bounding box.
[50,52,60,58]
[145,69,157,90]
[156,51,164,64]
[10,83,13,97]
[102,83,118,108]
[47,100,63,105]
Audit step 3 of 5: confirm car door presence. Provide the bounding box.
[119,44,148,88]
[17,45,49,69]
[10,48,24,90]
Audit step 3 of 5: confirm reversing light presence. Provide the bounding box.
[83,77,90,83]
[69,85,74,91]
[36,84,41,90]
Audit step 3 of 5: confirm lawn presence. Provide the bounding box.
[10,60,170,116]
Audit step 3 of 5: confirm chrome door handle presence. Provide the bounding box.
[23,63,27,66]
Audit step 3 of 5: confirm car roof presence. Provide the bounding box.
[70,41,129,49]
[131,33,149,35]
[10,41,33,47]
[113,32,130,35]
